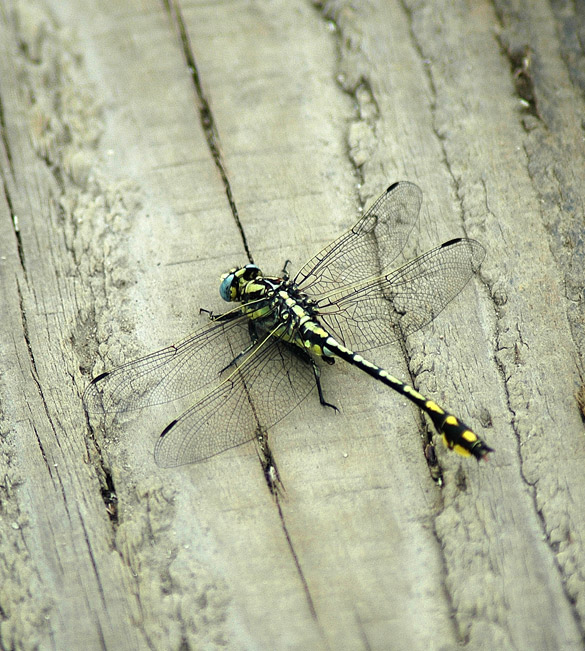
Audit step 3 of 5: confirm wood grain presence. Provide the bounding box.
[1,0,584,648]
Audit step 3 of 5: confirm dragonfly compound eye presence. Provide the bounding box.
[219,265,262,302]
[219,270,238,302]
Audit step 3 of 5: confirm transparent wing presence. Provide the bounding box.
[315,238,485,352]
[295,181,422,297]
[82,313,258,414]
[154,334,319,467]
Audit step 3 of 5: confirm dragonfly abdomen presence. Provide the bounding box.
[320,335,492,460]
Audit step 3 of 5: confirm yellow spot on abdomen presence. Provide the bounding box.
[403,386,424,401]
[462,430,478,444]
[441,434,472,457]
[425,401,445,415]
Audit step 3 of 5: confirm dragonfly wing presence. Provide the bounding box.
[294,182,422,296]
[82,314,256,414]
[154,335,319,467]
[316,239,485,352]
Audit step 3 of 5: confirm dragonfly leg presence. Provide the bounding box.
[281,259,292,279]
[199,307,242,322]
[218,320,260,375]
[311,360,339,412]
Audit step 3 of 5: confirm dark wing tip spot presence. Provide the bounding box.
[91,371,110,385]
[386,181,400,192]
[160,419,179,438]
[441,238,463,248]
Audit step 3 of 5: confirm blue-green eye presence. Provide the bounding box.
[219,273,235,302]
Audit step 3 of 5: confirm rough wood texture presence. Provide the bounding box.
[1,0,584,648]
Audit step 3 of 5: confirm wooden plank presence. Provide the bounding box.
[0,0,584,649]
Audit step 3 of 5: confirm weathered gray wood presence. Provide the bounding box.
[1,0,584,649]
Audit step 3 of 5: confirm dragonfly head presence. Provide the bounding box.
[220,264,262,302]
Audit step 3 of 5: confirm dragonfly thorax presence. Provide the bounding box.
[222,267,328,355]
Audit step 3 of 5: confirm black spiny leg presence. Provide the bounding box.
[311,359,339,413]
[219,320,261,375]
[281,260,292,280]
[199,307,241,322]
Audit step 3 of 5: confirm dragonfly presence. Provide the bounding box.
[83,181,492,469]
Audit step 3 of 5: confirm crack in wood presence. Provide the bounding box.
[163,0,254,266]
[0,92,15,178]
[2,176,27,277]
[274,496,320,624]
